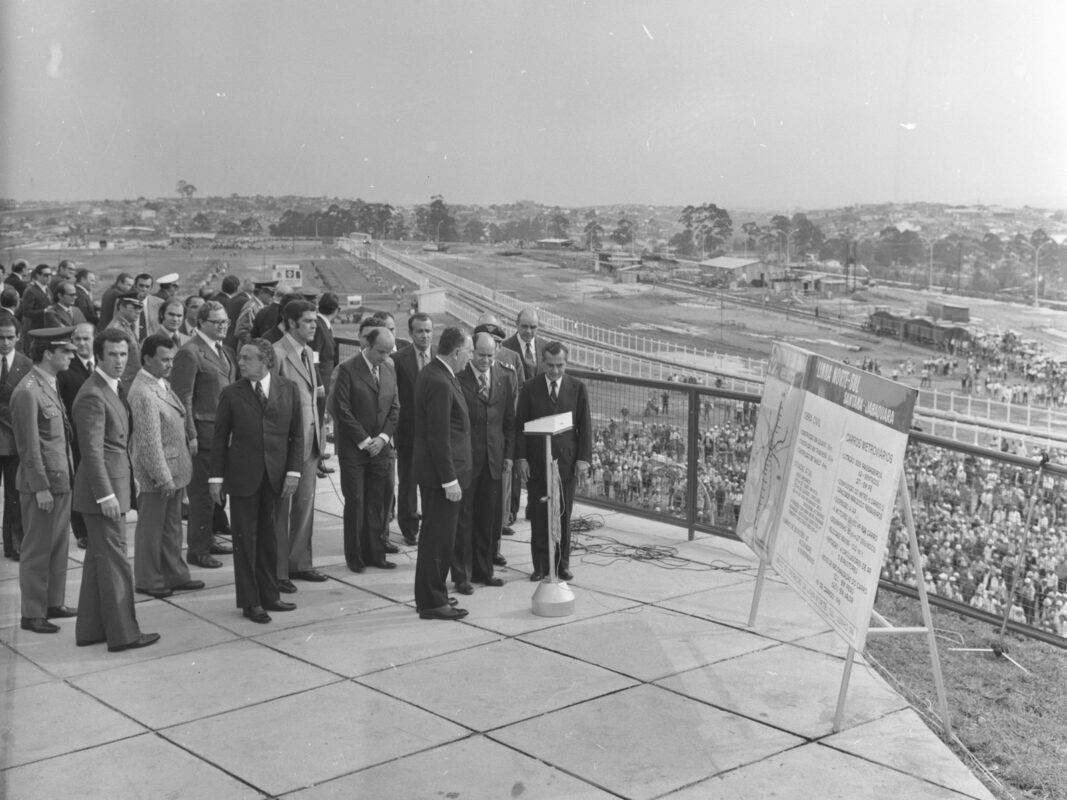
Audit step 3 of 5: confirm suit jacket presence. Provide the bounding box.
[127,369,195,491]
[390,343,435,453]
[58,356,93,417]
[501,334,548,383]
[330,353,399,462]
[11,367,73,494]
[458,363,515,480]
[515,372,592,483]
[3,273,26,297]
[16,282,50,340]
[274,334,322,462]
[0,351,34,456]
[170,333,236,447]
[74,283,98,325]
[311,315,336,395]
[143,294,170,337]
[71,372,134,514]
[211,376,304,497]
[413,358,471,489]
[43,303,86,329]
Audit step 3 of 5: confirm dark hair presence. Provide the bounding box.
[115,271,133,286]
[542,340,568,360]
[407,312,431,333]
[364,327,389,347]
[0,310,17,330]
[57,259,73,271]
[0,287,18,311]
[243,337,276,368]
[141,332,178,363]
[282,299,315,329]
[183,293,204,311]
[32,263,51,279]
[197,300,225,325]
[75,268,93,283]
[12,260,28,275]
[359,315,387,334]
[52,281,76,303]
[318,292,340,315]
[134,273,152,285]
[221,275,240,293]
[437,326,468,356]
[93,328,131,360]
[159,298,184,323]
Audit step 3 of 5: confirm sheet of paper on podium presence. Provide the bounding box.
[523,412,573,435]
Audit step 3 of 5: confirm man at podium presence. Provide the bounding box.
[515,342,591,582]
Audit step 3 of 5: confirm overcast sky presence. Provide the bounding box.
[2,0,1064,210]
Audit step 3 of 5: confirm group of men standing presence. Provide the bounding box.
[328,306,591,622]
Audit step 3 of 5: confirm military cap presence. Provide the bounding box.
[473,322,506,340]
[116,291,144,307]
[253,279,279,290]
[157,272,180,286]
[27,326,76,351]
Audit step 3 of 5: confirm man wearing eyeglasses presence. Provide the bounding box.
[43,281,87,329]
[171,300,237,569]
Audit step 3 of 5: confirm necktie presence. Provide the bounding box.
[255,381,267,408]
[417,350,427,371]
[550,381,558,405]
[172,334,181,348]
[301,348,313,376]
[479,371,489,400]
[216,343,226,363]
[525,343,534,363]
[86,359,94,372]
[0,355,7,386]
[372,366,380,388]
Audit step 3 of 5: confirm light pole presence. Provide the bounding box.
[1018,239,1053,307]
[436,220,444,244]
[920,236,937,291]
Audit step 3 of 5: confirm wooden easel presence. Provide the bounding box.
[747,471,952,740]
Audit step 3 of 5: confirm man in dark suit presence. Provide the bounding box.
[312,292,339,477]
[0,314,31,560]
[74,328,160,651]
[4,259,28,297]
[73,268,99,326]
[413,326,473,620]
[43,281,87,328]
[452,330,515,593]
[500,306,547,524]
[57,322,95,549]
[97,272,134,329]
[15,263,54,351]
[330,324,399,571]
[515,341,592,583]
[12,327,78,633]
[210,338,303,624]
[171,300,236,569]
[211,274,241,310]
[390,312,435,545]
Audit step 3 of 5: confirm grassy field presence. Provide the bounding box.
[868,592,1067,800]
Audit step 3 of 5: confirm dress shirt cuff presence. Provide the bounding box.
[359,437,373,450]
[442,479,458,490]
[285,471,301,479]
[377,433,391,445]
[96,493,116,505]
[208,477,223,484]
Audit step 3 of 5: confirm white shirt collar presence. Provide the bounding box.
[94,366,120,394]
[254,372,271,396]
[435,355,455,377]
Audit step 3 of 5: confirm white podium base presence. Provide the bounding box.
[531,579,576,617]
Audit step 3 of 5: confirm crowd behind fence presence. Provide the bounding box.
[335,328,1067,644]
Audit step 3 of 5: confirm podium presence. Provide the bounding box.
[525,412,576,617]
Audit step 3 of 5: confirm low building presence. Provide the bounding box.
[698,256,774,286]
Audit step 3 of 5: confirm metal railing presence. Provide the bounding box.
[333,331,1067,645]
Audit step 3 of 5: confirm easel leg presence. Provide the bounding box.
[748,558,768,627]
[832,646,857,733]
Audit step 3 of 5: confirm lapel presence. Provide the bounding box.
[354,354,377,392]
[197,334,231,375]
[151,376,184,414]
[283,336,314,388]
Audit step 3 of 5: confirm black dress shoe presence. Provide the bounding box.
[384,542,399,554]
[493,554,508,566]
[136,588,173,599]
[316,467,329,479]
[291,570,328,582]
[209,540,234,555]
[263,600,296,612]
[171,580,206,591]
[419,605,469,620]
[482,577,505,587]
[501,525,515,536]
[558,568,574,581]
[188,554,223,569]
[318,464,336,474]
[402,534,418,546]
[10,551,19,562]
[76,638,105,647]
[347,563,365,574]
[370,560,396,570]
[243,606,271,624]
[529,572,544,582]
[76,538,87,550]
[108,632,161,652]
[455,582,474,595]
[46,605,78,618]
[277,579,298,594]
[21,617,60,634]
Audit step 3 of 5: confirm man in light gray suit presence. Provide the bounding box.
[273,300,325,589]
[74,328,160,652]
[128,334,204,599]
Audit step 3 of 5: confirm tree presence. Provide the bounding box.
[548,208,570,238]
[790,213,824,257]
[611,217,634,247]
[190,211,213,231]
[583,218,604,251]
[463,218,486,243]
[176,180,196,200]
[417,195,457,242]
[679,203,733,258]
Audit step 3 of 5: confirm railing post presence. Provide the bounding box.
[686,387,701,540]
